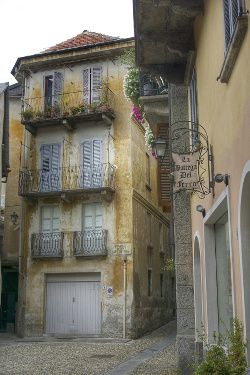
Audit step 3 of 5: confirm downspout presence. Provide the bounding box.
[123,254,127,339]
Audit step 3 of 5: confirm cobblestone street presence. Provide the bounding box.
[0,321,177,375]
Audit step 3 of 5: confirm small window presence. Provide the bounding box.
[223,0,245,51]
[146,153,151,188]
[147,212,152,245]
[160,273,164,298]
[148,269,152,297]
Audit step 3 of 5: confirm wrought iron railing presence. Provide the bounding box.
[21,88,115,123]
[31,232,64,258]
[19,163,115,196]
[73,230,107,256]
[139,72,168,96]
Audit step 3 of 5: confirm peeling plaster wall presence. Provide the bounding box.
[3,96,23,265]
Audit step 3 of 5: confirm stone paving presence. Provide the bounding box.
[0,320,177,375]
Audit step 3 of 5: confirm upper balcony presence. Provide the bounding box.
[19,164,115,199]
[21,88,115,134]
[138,72,169,127]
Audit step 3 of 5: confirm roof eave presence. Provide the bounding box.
[12,37,134,79]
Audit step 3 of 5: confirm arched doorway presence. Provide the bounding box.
[239,164,250,363]
[194,236,203,340]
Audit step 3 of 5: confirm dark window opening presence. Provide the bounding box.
[44,75,53,110]
[148,269,152,297]
[160,273,164,298]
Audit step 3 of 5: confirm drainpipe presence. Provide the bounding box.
[123,254,127,339]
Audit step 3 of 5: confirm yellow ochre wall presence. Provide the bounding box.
[191,0,250,330]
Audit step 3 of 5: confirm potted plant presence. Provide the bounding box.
[22,108,34,121]
[87,103,97,113]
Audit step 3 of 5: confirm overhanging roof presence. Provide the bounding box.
[133,0,203,84]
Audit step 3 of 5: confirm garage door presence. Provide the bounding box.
[45,273,101,335]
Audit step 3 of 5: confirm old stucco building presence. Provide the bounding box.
[12,31,174,338]
[134,0,250,372]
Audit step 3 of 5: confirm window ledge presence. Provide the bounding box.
[219,15,248,83]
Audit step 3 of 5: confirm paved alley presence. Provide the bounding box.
[0,320,177,375]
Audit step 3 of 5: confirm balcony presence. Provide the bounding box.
[139,72,169,126]
[31,232,64,259]
[19,164,115,198]
[73,230,107,257]
[21,89,115,133]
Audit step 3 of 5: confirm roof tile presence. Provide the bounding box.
[45,30,119,52]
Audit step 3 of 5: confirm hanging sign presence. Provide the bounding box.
[172,152,200,192]
[170,122,213,198]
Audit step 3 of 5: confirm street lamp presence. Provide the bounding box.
[152,138,168,160]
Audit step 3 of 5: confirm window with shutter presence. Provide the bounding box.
[53,72,63,109]
[40,143,61,192]
[83,67,102,105]
[223,0,244,51]
[44,72,63,112]
[81,139,102,188]
[157,124,171,212]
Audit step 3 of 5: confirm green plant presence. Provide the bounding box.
[227,319,247,375]
[162,258,175,272]
[123,67,140,105]
[22,108,34,120]
[116,47,136,69]
[87,103,98,112]
[35,110,44,119]
[194,318,247,375]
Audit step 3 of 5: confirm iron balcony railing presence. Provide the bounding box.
[139,72,168,97]
[19,164,115,196]
[21,88,115,123]
[31,232,64,258]
[73,230,108,257]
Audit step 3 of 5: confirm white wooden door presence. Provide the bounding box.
[46,274,101,335]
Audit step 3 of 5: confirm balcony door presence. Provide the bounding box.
[38,206,61,257]
[82,140,102,188]
[83,67,102,105]
[40,144,61,192]
[82,203,103,254]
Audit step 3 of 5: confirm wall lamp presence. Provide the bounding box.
[10,211,19,226]
[152,138,168,160]
[196,205,206,218]
[214,174,229,186]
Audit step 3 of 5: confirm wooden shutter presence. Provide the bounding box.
[91,67,102,104]
[92,140,102,187]
[83,68,90,105]
[41,144,60,191]
[82,140,92,187]
[53,72,63,108]
[41,145,51,172]
[231,0,240,28]
[223,0,231,50]
[157,123,171,212]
